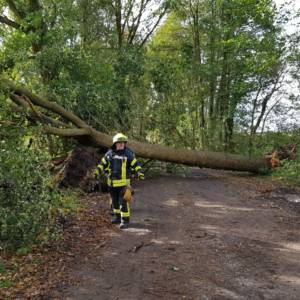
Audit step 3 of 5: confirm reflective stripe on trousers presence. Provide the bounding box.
[109,186,130,219]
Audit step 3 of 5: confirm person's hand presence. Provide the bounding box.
[137,172,145,180]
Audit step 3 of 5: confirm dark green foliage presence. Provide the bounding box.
[232,130,300,184]
[0,279,13,289]
[272,143,300,185]
[233,130,300,156]
[0,125,77,252]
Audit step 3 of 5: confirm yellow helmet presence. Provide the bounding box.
[112,133,128,144]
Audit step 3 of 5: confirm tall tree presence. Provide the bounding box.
[148,0,286,151]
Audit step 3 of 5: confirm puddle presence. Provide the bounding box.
[283,242,300,252]
[168,240,182,245]
[278,275,300,285]
[150,238,181,245]
[103,251,119,256]
[164,199,179,207]
[151,239,165,245]
[105,231,121,237]
[286,194,300,203]
[125,228,151,235]
[271,190,300,204]
[194,201,254,212]
[215,287,245,300]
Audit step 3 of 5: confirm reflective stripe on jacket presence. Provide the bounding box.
[97,148,142,187]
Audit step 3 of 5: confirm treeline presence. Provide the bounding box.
[0,0,299,151]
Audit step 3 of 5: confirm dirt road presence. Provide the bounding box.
[58,169,300,300]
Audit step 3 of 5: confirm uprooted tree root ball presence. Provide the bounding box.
[52,147,104,192]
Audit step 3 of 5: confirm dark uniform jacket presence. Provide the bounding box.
[97,147,142,187]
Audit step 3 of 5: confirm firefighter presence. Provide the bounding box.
[96,133,144,229]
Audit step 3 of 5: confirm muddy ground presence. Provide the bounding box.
[6,168,300,300]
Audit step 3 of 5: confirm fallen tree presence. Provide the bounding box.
[0,78,271,173]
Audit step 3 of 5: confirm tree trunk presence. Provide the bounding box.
[0,78,271,173]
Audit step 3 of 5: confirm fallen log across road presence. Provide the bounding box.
[1,78,271,173]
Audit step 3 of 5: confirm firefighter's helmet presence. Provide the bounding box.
[112,133,128,144]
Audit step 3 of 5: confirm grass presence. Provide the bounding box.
[0,279,13,289]
[0,262,6,275]
[272,159,300,187]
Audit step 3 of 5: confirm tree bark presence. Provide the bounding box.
[0,78,271,173]
[0,15,21,29]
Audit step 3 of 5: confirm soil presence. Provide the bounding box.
[5,168,300,299]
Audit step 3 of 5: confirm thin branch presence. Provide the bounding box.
[10,93,29,110]
[127,0,146,44]
[84,107,110,134]
[0,15,21,29]
[252,73,283,134]
[0,120,16,125]
[2,79,88,128]
[121,0,134,36]
[250,78,263,134]
[10,94,73,128]
[261,98,281,134]
[10,94,86,137]
[139,6,167,48]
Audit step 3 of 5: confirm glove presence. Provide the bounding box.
[137,172,145,180]
[123,186,133,202]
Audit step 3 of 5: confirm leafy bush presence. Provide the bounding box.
[233,131,300,185]
[232,131,300,157]
[0,127,77,252]
[272,144,300,186]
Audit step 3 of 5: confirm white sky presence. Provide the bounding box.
[275,0,300,9]
[274,0,300,34]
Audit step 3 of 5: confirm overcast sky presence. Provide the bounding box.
[274,0,300,9]
[274,0,299,34]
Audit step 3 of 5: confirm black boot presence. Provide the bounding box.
[119,217,130,229]
[111,214,121,224]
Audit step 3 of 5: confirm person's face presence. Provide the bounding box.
[116,142,125,150]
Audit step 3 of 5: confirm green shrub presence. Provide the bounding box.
[0,127,77,252]
[232,130,300,157]
[272,144,300,186]
[232,131,300,185]
[0,279,13,289]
